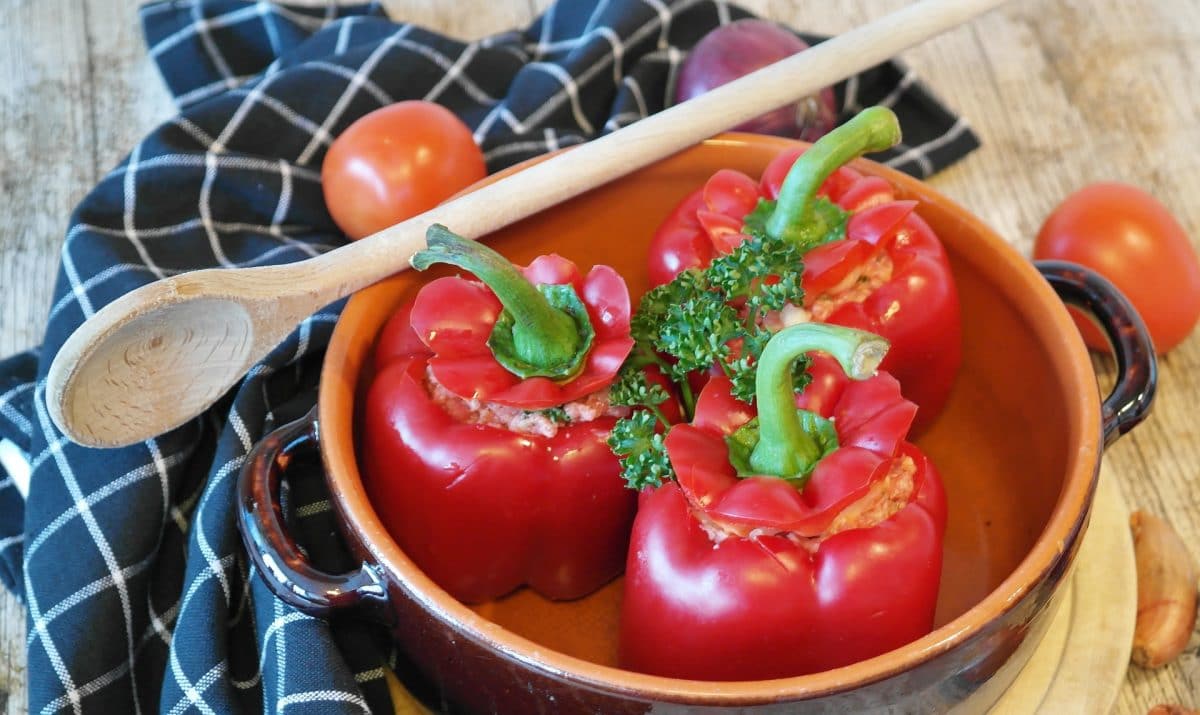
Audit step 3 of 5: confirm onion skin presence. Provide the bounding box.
[674,19,837,142]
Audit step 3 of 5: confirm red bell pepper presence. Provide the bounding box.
[619,323,947,680]
[646,107,961,431]
[362,225,639,603]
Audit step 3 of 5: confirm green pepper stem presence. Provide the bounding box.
[748,324,889,478]
[764,106,901,244]
[412,224,582,370]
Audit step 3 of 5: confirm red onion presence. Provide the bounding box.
[674,19,838,142]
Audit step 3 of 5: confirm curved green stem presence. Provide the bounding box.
[748,323,889,478]
[412,224,586,376]
[764,106,902,244]
[678,379,695,421]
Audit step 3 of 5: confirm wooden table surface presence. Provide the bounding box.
[2,0,1197,712]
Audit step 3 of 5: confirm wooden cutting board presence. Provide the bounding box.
[988,462,1136,713]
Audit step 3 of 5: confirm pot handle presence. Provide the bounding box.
[237,406,390,619]
[1036,260,1157,447]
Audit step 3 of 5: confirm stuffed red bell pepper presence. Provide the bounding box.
[362,225,642,603]
[618,323,947,680]
[646,107,961,431]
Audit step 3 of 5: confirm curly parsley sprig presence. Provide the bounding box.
[605,107,901,492]
[607,364,674,488]
[641,234,808,406]
[606,233,815,489]
[607,410,673,490]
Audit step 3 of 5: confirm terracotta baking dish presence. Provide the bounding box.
[238,134,1155,713]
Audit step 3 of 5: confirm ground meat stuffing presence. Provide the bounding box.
[693,455,917,548]
[765,251,895,330]
[823,455,916,536]
[809,251,894,321]
[424,366,628,438]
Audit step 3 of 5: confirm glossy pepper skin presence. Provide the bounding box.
[363,249,638,603]
[646,145,962,432]
[619,355,948,680]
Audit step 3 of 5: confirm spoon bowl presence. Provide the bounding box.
[48,267,301,446]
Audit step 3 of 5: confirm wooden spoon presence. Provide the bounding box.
[47,0,1010,447]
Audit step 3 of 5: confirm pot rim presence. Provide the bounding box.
[318,133,1101,702]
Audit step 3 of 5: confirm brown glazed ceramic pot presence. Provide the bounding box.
[238,134,1156,714]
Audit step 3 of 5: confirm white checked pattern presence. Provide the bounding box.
[0,1,977,713]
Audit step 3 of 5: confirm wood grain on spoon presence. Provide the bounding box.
[46,0,1012,447]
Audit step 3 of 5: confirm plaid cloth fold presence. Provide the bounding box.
[0,1,979,712]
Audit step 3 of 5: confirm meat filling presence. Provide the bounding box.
[694,455,917,548]
[424,366,628,438]
[823,455,917,537]
[766,251,895,329]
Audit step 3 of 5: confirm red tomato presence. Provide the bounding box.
[321,101,487,239]
[1034,182,1200,354]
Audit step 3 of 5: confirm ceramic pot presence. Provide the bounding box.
[238,135,1155,714]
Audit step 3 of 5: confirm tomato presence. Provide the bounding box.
[1034,182,1200,354]
[321,101,487,239]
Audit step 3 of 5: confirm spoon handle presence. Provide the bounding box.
[310,0,1008,301]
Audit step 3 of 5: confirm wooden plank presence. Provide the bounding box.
[3,0,1200,713]
[0,0,100,710]
[0,0,175,711]
[380,0,539,38]
[83,0,177,172]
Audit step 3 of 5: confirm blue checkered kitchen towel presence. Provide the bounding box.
[0,1,979,712]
